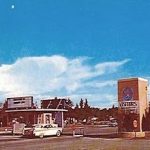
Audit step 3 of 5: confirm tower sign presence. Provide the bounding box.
[118,78,148,133]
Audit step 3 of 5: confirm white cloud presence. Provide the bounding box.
[11,5,15,9]
[94,59,130,75]
[0,55,130,107]
[83,80,116,88]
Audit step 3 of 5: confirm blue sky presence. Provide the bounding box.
[0,0,150,107]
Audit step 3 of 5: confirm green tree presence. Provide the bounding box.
[83,99,91,122]
[79,98,84,109]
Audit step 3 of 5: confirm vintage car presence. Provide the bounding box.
[23,124,62,138]
[109,121,118,127]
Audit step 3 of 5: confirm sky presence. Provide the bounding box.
[0,0,150,108]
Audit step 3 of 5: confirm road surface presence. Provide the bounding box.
[0,126,150,150]
[1,136,150,150]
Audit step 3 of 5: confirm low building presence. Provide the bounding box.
[0,96,67,127]
[41,97,73,109]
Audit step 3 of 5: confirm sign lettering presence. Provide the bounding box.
[119,101,139,108]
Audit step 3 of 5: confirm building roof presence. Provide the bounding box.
[5,108,67,113]
[118,77,148,82]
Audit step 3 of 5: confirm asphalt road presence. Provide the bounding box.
[0,126,150,150]
[1,135,150,150]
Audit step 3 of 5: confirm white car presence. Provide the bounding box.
[23,124,62,138]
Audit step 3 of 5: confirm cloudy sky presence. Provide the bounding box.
[0,0,150,107]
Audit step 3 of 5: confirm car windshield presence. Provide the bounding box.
[25,124,34,128]
[34,124,43,128]
[43,125,53,128]
[33,124,53,128]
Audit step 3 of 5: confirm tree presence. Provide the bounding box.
[84,99,89,109]
[74,104,80,121]
[83,99,91,122]
[63,99,74,122]
[79,98,84,109]
[64,98,73,109]
[75,103,79,109]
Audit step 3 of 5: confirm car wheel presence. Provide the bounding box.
[40,133,44,138]
[56,130,61,137]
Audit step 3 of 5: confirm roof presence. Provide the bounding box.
[5,108,67,113]
[118,77,148,82]
[7,96,33,99]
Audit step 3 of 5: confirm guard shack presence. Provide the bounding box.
[118,78,149,137]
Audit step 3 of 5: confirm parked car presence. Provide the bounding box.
[23,124,62,138]
[94,121,110,127]
[108,121,118,127]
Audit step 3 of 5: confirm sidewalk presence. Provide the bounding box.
[0,127,13,135]
[0,135,22,142]
[0,131,12,135]
[0,128,22,142]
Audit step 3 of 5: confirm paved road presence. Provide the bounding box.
[0,135,21,142]
[0,126,149,150]
[1,136,150,150]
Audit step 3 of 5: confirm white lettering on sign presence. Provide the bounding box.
[118,101,139,108]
